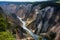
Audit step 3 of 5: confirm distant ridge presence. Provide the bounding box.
[0,1,56,5]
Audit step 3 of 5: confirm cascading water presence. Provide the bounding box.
[17,16,39,40]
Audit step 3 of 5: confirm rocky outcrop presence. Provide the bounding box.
[0,2,60,40]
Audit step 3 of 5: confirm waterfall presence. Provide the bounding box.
[17,16,39,40]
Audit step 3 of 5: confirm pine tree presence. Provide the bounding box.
[0,14,7,31]
[0,7,15,40]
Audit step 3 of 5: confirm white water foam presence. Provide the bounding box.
[17,16,39,40]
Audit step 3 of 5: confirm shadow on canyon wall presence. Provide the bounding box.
[0,2,60,40]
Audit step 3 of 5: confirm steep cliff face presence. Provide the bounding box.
[0,2,60,40]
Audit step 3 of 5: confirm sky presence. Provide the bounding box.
[0,0,49,2]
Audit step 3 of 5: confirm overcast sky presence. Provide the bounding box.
[0,0,49,2]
